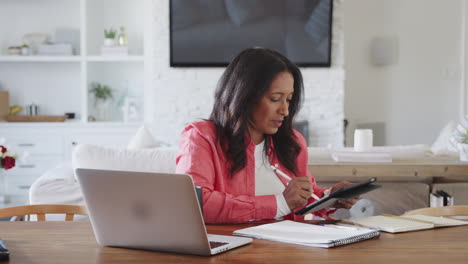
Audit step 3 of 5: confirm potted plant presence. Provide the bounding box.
[458,132,468,162]
[89,82,113,121]
[21,44,29,56]
[104,28,117,46]
[452,117,468,161]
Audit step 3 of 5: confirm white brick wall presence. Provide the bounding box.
[149,0,344,147]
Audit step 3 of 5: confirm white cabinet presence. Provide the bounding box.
[0,0,152,123]
[0,123,139,203]
[0,0,152,207]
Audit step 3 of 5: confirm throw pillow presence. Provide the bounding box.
[225,0,268,26]
[431,121,458,155]
[127,125,160,149]
[72,144,178,181]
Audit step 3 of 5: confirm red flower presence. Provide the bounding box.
[2,156,15,170]
[0,146,6,154]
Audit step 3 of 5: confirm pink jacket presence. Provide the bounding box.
[176,120,331,224]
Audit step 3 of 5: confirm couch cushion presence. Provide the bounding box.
[29,162,88,221]
[72,144,178,180]
[127,125,160,149]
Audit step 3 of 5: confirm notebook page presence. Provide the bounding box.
[404,215,468,227]
[349,215,434,233]
[233,220,378,247]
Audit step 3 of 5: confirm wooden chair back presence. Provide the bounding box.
[403,206,468,218]
[0,204,88,221]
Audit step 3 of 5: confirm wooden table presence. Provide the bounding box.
[1,222,468,264]
[309,160,468,182]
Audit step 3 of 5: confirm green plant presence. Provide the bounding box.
[104,28,117,39]
[461,131,468,144]
[21,44,29,48]
[89,82,113,100]
[453,121,468,145]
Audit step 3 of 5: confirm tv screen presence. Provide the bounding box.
[170,0,333,67]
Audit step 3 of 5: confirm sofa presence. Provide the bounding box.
[30,130,463,221]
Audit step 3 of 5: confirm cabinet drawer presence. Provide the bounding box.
[7,156,63,178]
[7,137,63,155]
[6,174,36,196]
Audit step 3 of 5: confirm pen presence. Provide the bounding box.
[270,165,321,201]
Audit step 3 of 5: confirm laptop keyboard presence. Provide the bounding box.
[209,241,229,249]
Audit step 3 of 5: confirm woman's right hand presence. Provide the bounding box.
[282,176,312,210]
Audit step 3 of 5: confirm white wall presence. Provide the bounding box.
[148,0,346,147]
[344,0,463,146]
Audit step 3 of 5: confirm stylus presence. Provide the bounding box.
[270,165,321,201]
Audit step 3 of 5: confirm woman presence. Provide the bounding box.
[176,48,356,224]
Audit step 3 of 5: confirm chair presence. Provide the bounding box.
[0,204,88,221]
[402,206,468,219]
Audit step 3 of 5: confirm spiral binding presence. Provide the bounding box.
[330,230,380,247]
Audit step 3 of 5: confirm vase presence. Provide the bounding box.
[104,38,115,46]
[0,170,8,203]
[459,144,468,162]
[94,98,112,121]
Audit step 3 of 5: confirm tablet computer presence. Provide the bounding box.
[295,178,381,216]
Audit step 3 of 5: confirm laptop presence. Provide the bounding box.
[75,168,252,256]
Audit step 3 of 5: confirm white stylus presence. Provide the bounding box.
[270,165,321,200]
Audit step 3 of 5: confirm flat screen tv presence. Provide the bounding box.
[170,0,333,67]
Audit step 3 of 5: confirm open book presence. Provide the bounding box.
[233,220,379,248]
[345,214,468,233]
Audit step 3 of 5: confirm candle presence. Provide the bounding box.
[354,129,373,152]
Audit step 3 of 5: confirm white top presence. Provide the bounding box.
[254,141,291,219]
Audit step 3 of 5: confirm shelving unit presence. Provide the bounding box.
[0,0,151,123]
[0,0,152,205]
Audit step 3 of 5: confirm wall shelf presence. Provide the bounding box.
[86,56,144,62]
[0,56,81,62]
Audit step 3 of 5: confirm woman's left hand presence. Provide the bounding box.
[329,181,359,209]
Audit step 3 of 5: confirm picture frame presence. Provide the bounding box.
[122,97,141,122]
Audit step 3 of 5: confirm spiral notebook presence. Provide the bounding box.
[233,220,380,248]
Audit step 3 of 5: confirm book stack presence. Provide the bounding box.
[0,91,9,121]
[101,46,128,56]
[430,190,453,207]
